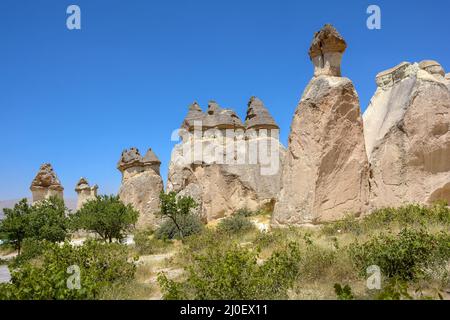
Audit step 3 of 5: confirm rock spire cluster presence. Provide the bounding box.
[28,24,450,229]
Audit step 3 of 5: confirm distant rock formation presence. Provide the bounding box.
[75,178,98,210]
[167,98,285,222]
[445,73,450,90]
[117,148,164,229]
[30,163,64,203]
[363,60,450,207]
[272,24,369,226]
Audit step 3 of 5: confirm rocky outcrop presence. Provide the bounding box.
[30,163,64,203]
[117,148,164,229]
[363,60,450,207]
[75,178,98,210]
[272,25,369,226]
[445,73,450,90]
[167,99,285,222]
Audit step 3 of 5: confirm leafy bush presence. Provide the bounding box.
[158,242,301,300]
[349,229,450,281]
[217,215,255,234]
[0,240,136,300]
[334,283,354,300]
[155,214,203,240]
[158,192,199,239]
[323,203,450,236]
[10,238,49,267]
[0,197,69,254]
[26,197,69,243]
[71,195,138,242]
[133,229,170,255]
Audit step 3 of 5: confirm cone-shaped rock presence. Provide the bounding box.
[245,96,279,130]
[272,25,369,226]
[117,147,164,229]
[30,163,64,203]
[363,61,450,206]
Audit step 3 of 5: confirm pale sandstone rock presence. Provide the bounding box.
[272,25,369,226]
[363,60,450,207]
[167,98,285,222]
[75,177,98,210]
[117,148,164,229]
[445,73,450,90]
[30,163,64,203]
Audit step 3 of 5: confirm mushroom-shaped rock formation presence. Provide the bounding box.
[117,147,164,229]
[75,177,98,210]
[30,163,64,203]
[308,24,347,77]
[363,60,450,207]
[168,98,286,222]
[245,97,279,130]
[272,25,369,226]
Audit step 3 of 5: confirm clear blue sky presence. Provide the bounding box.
[1,0,449,200]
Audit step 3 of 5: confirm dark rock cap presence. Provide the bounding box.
[117,147,143,171]
[245,96,279,130]
[203,101,245,130]
[143,148,161,166]
[30,163,64,191]
[308,24,347,60]
[181,102,205,130]
[75,177,90,191]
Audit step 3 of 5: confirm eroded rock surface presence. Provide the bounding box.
[363,61,450,207]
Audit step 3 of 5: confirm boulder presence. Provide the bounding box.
[363,61,450,207]
[117,148,164,229]
[272,24,370,226]
[30,163,64,203]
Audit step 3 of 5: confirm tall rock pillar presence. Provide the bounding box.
[272,24,369,226]
[117,147,164,229]
[75,177,98,210]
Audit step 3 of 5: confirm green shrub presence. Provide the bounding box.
[334,283,354,300]
[0,240,136,300]
[10,238,49,267]
[71,195,138,242]
[133,229,170,255]
[0,197,70,254]
[217,215,255,234]
[155,214,203,240]
[299,245,337,281]
[158,242,301,300]
[234,208,256,217]
[158,192,199,239]
[349,229,450,281]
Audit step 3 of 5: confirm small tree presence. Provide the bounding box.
[158,192,198,239]
[71,195,138,242]
[27,196,69,243]
[0,199,31,254]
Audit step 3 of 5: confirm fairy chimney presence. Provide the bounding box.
[75,177,98,210]
[30,163,64,203]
